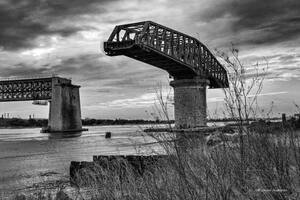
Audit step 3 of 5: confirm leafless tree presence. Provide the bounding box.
[216,45,268,183]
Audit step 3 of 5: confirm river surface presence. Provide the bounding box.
[0,125,165,195]
[0,123,224,196]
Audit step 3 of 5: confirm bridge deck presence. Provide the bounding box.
[0,77,71,102]
[104,21,228,88]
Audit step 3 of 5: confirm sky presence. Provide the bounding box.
[0,0,300,119]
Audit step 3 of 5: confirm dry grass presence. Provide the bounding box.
[63,124,300,200]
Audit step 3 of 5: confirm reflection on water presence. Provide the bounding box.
[47,131,82,139]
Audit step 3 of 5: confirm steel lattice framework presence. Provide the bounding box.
[104,21,229,88]
[0,78,52,102]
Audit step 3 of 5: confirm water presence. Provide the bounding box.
[0,125,159,193]
[0,122,227,196]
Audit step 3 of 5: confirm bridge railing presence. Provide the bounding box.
[105,21,229,88]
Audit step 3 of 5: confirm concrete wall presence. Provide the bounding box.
[70,155,167,185]
[48,77,82,132]
[170,77,209,128]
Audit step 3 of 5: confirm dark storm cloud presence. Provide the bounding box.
[1,53,166,91]
[198,0,300,45]
[0,54,105,79]
[54,54,166,90]
[0,63,49,77]
[39,0,109,17]
[0,0,112,50]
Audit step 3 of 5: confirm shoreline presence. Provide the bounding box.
[0,120,242,129]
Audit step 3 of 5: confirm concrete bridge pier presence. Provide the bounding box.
[47,78,83,133]
[170,77,209,129]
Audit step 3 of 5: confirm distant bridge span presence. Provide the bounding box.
[0,76,83,133]
[0,77,53,102]
[104,21,229,128]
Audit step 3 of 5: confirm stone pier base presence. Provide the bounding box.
[170,77,209,129]
[46,78,83,133]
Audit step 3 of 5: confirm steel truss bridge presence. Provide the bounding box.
[0,76,68,102]
[104,21,228,88]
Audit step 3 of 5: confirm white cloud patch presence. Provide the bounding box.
[95,90,173,109]
[256,91,288,97]
[98,93,157,109]
[21,47,55,58]
[208,91,288,103]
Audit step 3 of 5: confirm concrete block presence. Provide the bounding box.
[170,77,209,128]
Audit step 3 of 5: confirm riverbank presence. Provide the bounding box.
[0,117,282,129]
[0,118,169,128]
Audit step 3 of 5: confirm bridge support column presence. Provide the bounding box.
[47,82,82,133]
[170,77,209,129]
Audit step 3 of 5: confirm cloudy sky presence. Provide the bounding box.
[0,0,300,119]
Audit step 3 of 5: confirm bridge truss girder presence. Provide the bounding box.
[104,21,229,88]
[0,78,52,102]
